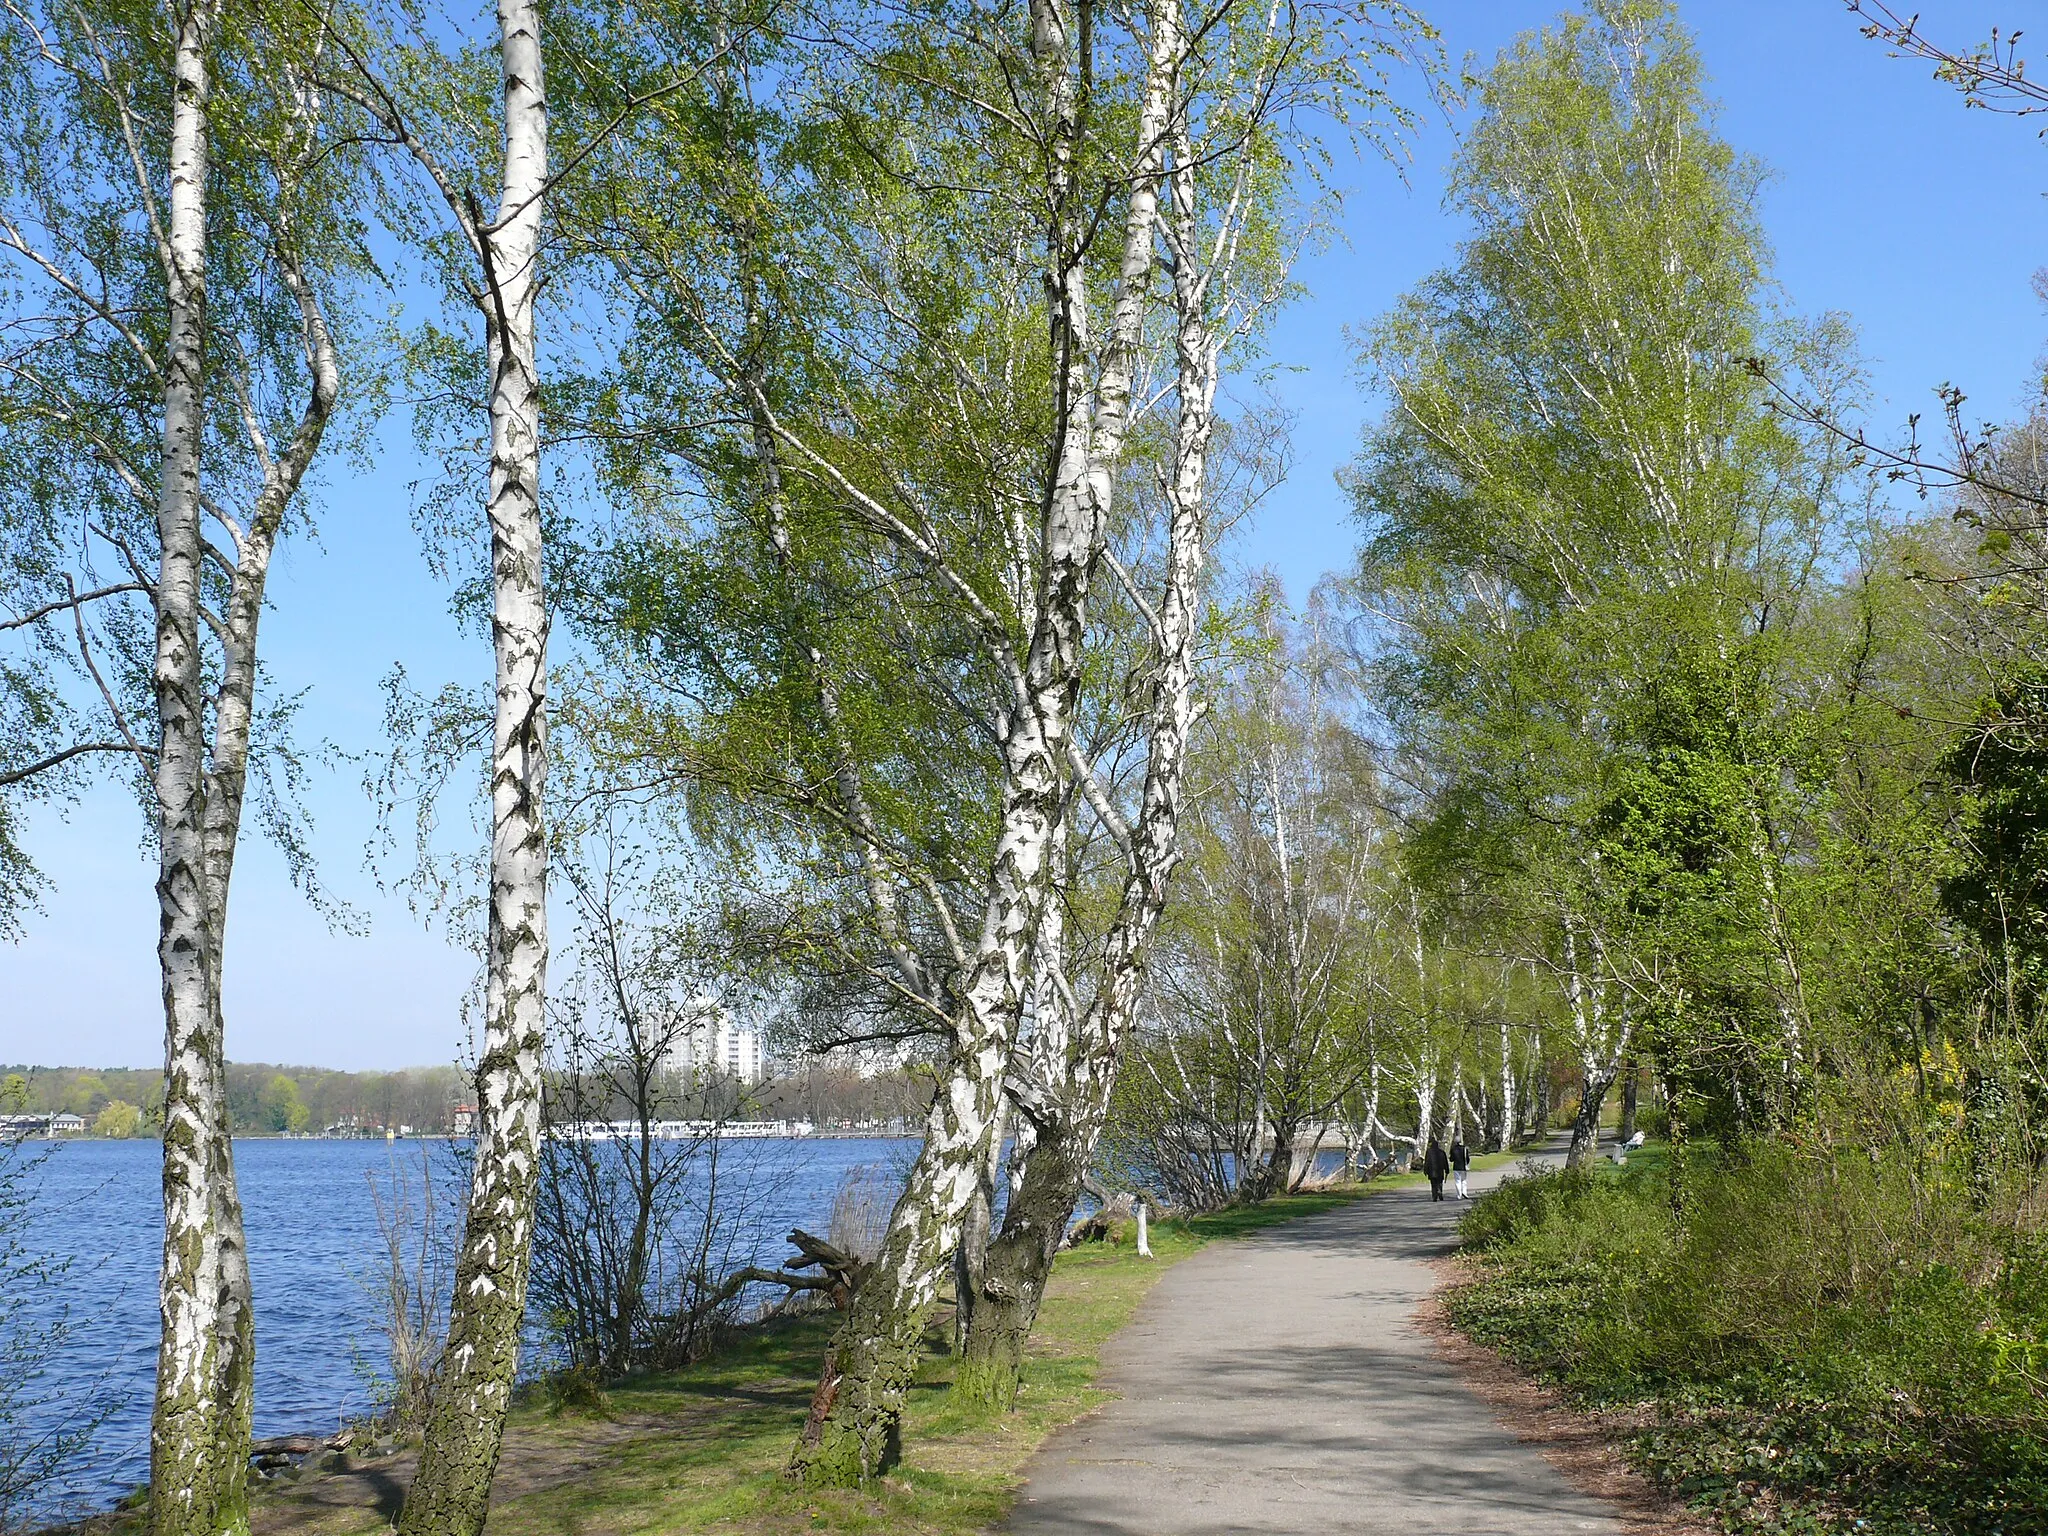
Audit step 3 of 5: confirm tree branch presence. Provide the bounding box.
[0,581,150,633]
[0,738,153,787]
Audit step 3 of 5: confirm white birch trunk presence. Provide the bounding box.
[956,57,1230,1410]
[1361,1052,1384,1168]
[1562,921,1632,1167]
[787,0,1179,1480]
[1496,1011,1516,1151]
[144,36,341,1524]
[398,5,548,1531]
[150,9,248,1534]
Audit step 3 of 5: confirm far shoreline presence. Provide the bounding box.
[13,1127,925,1144]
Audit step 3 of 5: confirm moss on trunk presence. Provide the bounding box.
[787,1205,943,1484]
[953,1113,1088,1413]
[788,1076,1003,1487]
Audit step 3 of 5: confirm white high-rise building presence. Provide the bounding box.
[662,997,768,1085]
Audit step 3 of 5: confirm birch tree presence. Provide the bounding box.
[773,0,1181,1477]
[552,0,1187,1479]
[300,2,556,1526]
[0,5,361,1528]
[947,0,1435,1413]
[953,38,1234,1402]
[553,0,1433,1441]
[1349,0,1862,1150]
[395,25,548,1526]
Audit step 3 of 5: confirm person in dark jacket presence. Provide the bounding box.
[1450,1135,1471,1199]
[1423,1136,1449,1201]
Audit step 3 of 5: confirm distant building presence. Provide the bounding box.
[452,1103,477,1136]
[661,997,768,1086]
[48,1112,86,1135]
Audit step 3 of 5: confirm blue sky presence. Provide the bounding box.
[6,0,2045,1072]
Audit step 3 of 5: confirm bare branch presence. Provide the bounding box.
[64,573,149,767]
[1065,738,1136,861]
[0,738,152,787]
[1744,357,2048,514]
[1850,2,2048,121]
[0,581,150,633]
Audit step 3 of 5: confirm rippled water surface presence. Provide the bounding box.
[18,1135,913,1519]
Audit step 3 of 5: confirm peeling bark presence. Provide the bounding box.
[953,1088,1095,1410]
[952,1093,1007,1355]
[1567,1064,1611,1166]
[787,639,1069,1482]
[144,28,341,1525]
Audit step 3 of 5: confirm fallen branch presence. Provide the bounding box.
[699,1228,872,1315]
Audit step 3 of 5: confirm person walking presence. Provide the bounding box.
[1423,1136,1449,1202]
[1450,1135,1471,1199]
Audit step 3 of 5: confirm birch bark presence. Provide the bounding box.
[1494,1012,1516,1151]
[149,9,247,1533]
[1561,922,1631,1167]
[397,2,549,1530]
[149,22,347,1536]
[782,0,1176,1483]
[951,1093,1008,1353]
[1360,1051,1384,1166]
[956,74,1215,1409]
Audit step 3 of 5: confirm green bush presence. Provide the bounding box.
[1456,1158,1595,1249]
[1449,1144,2048,1535]
[531,1363,613,1418]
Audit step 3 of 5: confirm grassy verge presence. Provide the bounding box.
[1445,1145,2048,1536]
[227,1185,1376,1536]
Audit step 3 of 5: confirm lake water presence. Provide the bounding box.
[16,1135,916,1521]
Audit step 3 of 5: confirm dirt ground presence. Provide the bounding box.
[244,1409,679,1536]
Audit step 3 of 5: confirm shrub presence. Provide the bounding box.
[534,1363,612,1419]
[1449,1142,2048,1534]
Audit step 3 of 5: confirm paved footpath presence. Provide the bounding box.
[1007,1143,1623,1536]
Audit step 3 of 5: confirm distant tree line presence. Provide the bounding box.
[0,1060,931,1137]
[0,1063,465,1135]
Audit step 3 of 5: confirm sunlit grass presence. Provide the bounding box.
[230,1182,1382,1536]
